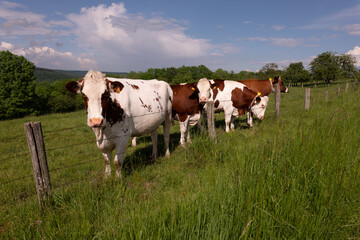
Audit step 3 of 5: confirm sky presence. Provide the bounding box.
[0,0,359,73]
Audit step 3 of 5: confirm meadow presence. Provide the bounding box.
[0,83,359,239]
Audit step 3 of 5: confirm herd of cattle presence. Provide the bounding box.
[65,70,288,178]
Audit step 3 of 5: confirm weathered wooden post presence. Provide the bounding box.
[206,101,216,143]
[324,91,328,102]
[345,83,349,93]
[24,122,51,207]
[305,88,311,110]
[337,87,341,96]
[353,80,357,90]
[275,84,280,118]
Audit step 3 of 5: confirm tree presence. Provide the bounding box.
[259,63,281,79]
[0,51,36,120]
[212,68,230,79]
[283,62,310,85]
[337,53,360,80]
[310,51,341,84]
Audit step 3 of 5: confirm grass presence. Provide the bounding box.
[0,83,359,239]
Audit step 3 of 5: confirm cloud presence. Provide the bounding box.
[271,25,285,31]
[269,38,303,47]
[240,37,303,47]
[347,46,360,67]
[0,1,71,36]
[0,41,97,70]
[300,4,360,31]
[342,24,360,36]
[66,2,212,69]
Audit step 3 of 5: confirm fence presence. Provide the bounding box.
[0,81,357,207]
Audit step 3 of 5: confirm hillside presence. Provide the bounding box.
[34,67,128,82]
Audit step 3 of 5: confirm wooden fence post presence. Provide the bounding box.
[337,87,341,97]
[305,88,310,110]
[206,101,216,143]
[345,83,349,93]
[24,122,51,207]
[324,91,328,102]
[275,84,280,118]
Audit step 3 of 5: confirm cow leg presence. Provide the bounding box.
[131,137,137,147]
[103,152,112,177]
[114,137,129,178]
[179,116,189,147]
[163,113,171,157]
[150,129,158,159]
[186,123,192,143]
[225,111,232,133]
[230,117,235,131]
[247,111,254,127]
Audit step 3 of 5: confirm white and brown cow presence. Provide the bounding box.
[238,76,288,126]
[197,78,269,132]
[66,70,173,178]
[170,82,204,146]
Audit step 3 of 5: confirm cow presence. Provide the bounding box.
[238,76,288,126]
[170,82,204,146]
[65,70,173,178]
[197,78,269,132]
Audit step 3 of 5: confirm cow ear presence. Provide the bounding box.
[107,79,124,93]
[211,83,217,90]
[65,81,81,94]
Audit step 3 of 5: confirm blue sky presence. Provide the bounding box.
[0,0,359,72]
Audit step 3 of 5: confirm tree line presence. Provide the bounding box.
[0,50,359,120]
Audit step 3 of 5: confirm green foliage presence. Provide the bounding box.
[0,51,37,120]
[259,62,282,79]
[283,62,311,85]
[310,51,359,83]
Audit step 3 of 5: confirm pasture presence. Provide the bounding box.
[0,83,359,239]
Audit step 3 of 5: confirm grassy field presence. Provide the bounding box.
[0,83,359,239]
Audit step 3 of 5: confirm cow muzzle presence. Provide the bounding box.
[199,96,207,104]
[89,118,104,128]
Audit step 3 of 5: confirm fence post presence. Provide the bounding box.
[337,87,341,97]
[275,84,280,118]
[345,83,349,93]
[24,122,51,207]
[305,88,311,110]
[206,101,216,143]
[324,91,328,102]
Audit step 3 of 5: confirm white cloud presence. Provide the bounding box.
[0,41,97,70]
[269,38,303,47]
[0,1,71,36]
[342,24,360,36]
[271,25,285,31]
[347,46,360,67]
[66,2,212,68]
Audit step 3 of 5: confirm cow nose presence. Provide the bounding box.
[199,96,207,103]
[259,116,264,120]
[89,118,104,127]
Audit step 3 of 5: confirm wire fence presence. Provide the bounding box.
[0,83,357,206]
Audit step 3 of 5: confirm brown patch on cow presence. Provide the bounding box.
[169,96,172,103]
[138,97,153,112]
[239,79,272,97]
[231,87,257,113]
[102,96,124,126]
[211,79,225,100]
[214,100,220,108]
[130,84,140,90]
[170,83,202,122]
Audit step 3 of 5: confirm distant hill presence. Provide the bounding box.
[34,67,128,82]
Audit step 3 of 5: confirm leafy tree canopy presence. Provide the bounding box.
[0,51,36,120]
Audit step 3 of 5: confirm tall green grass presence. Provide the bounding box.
[0,84,359,239]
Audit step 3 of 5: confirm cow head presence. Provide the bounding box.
[197,78,212,104]
[65,70,124,128]
[272,76,288,93]
[250,96,269,120]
